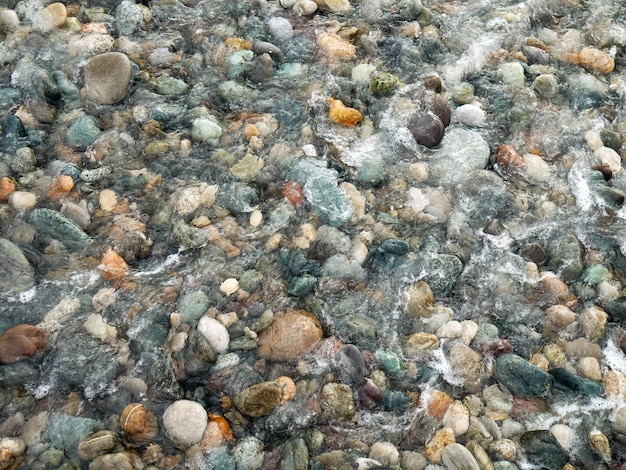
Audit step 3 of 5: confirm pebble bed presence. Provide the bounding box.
[1,0,626,469]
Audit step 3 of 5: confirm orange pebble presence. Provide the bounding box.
[48,175,75,200]
[424,389,452,420]
[243,124,260,141]
[327,98,362,127]
[276,376,296,405]
[100,248,129,281]
[0,177,16,202]
[208,414,234,442]
[281,181,304,206]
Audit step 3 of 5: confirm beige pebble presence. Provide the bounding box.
[425,427,455,463]
[598,280,620,301]
[489,439,517,461]
[369,441,399,467]
[595,146,622,174]
[316,32,356,60]
[579,305,608,341]
[249,209,263,227]
[300,223,317,241]
[585,130,604,151]
[217,311,238,328]
[437,320,463,339]
[404,281,435,319]
[589,431,611,462]
[8,191,37,210]
[92,288,117,312]
[0,437,24,457]
[266,233,283,251]
[404,333,439,356]
[546,305,576,327]
[292,236,310,250]
[577,356,602,381]
[604,370,626,399]
[551,423,575,451]
[564,337,602,359]
[460,320,479,344]
[83,313,117,342]
[219,278,239,296]
[340,182,366,218]
[410,162,429,182]
[323,0,352,12]
[442,400,470,436]
[351,240,368,265]
[169,332,187,353]
[579,47,615,74]
[0,10,20,33]
[243,326,257,340]
[543,343,567,368]
[294,0,318,15]
[99,189,118,211]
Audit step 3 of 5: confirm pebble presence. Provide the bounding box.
[257,309,323,361]
[579,305,607,341]
[595,146,621,174]
[0,9,20,33]
[499,62,525,86]
[449,343,488,393]
[267,17,294,42]
[99,248,129,281]
[425,427,455,463]
[320,383,356,421]
[235,381,282,417]
[233,437,265,470]
[162,400,208,448]
[442,400,470,436]
[454,104,486,127]
[83,52,133,104]
[589,431,611,462]
[519,430,569,470]
[0,238,36,293]
[533,73,559,98]
[77,430,118,461]
[220,278,240,296]
[404,281,435,318]
[294,0,318,15]
[0,324,47,364]
[197,316,230,353]
[368,442,399,467]
[494,354,553,397]
[83,313,117,342]
[441,443,481,470]
[316,32,357,59]
[578,47,615,74]
[327,98,363,127]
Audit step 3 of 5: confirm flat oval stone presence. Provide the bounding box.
[0,324,47,364]
[441,443,481,470]
[408,112,445,148]
[83,52,132,105]
[257,309,323,361]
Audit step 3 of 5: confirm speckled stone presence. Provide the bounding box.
[320,383,355,421]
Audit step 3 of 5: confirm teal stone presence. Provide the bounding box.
[27,208,91,250]
[408,252,463,297]
[381,390,411,411]
[203,446,236,470]
[471,322,499,347]
[567,73,608,111]
[0,88,22,111]
[288,159,354,227]
[47,414,97,464]
[288,275,317,297]
[499,61,525,86]
[494,354,553,397]
[218,183,259,215]
[548,368,604,397]
[155,76,189,96]
[60,164,81,182]
[380,239,409,255]
[581,264,609,284]
[178,290,210,322]
[227,50,254,79]
[375,349,406,378]
[67,115,101,149]
[52,71,80,100]
[218,80,259,105]
[239,269,263,292]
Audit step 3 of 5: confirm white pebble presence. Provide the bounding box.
[249,209,263,227]
[198,316,230,353]
[436,320,463,339]
[92,288,117,312]
[302,143,317,157]
[369,441,399,467]
[410,162,429,182]
[0,437,25,456]
[595,146,622,174]
[8,191,37,210]
[523,153,551,184]
[585,130,603,151]
[220,278,240,296]
[83,313,117,342]
[0,10,20,33]
[351,63,377,84]
[169,332,188,353]
[162,400,208,448]
[551,423,575,451]
[293,0,318,15]
[351,240,368,265]
[99,189,118,212]
[460,320,478,344]
[300,223,317,241]
[454,104,486,127]
[217,311,238,328]
[267,17,294,42]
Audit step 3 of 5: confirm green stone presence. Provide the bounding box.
[335,314,378,349]
[600,129,622,150]
[494,354,553,397]
[204,446,236,470]
[581,264,609,284]
[279,438,309,470]
[499,62,525,86]
[155,76,189,95]
[548,368,604,397]
[47,414,97,464]
[519,431,569,470]
[227,50,254,79]
[288,275,317,297]
[178,290,210,322]
[67,115,101,149]
[10,147,36,174]
[375,349,406,378]
[369,72,401,96]
[191,118,222,142]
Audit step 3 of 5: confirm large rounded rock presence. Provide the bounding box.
[494,354,553,397]
[257,309,323,361]
[162,400,207,448]
[0,324,47,364]
[235,381,282,417]
[83,52,132,105]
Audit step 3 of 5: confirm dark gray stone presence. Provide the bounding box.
[0,238,35,293]
[548,234,583,282]
[27,208,91,250]
[548,368,604,397]
[279,438,309,470]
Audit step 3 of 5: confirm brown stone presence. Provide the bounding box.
[83,52,132,105]
[579,47,615,75]
[0,324,48,364]
[100,248,129,281]
[496,144,526,176]
[120,403,158,443]
[424,389,452,420]
[425,427,455,463]
[78,431,119,461]
[0,177,16,203]
[235,381,282,417]
[257,309,323,361]
[404,281,435,318]
[47,175,74,200]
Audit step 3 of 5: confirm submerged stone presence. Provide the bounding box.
[27,208,91,250]
[84,52,132,105]
[288,159,354,227]
[548,368,604,397]
[519,431,569,470]
[494,354,553,397]
[0,238,35,293]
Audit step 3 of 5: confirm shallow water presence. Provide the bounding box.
[1,0,626,468]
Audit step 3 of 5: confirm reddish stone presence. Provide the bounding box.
[0,324,48,364]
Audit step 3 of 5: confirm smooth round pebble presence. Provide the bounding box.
[220,278,240,295]
[197,316,230,353]
[162,400,208,448]
[84,52,133,105]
